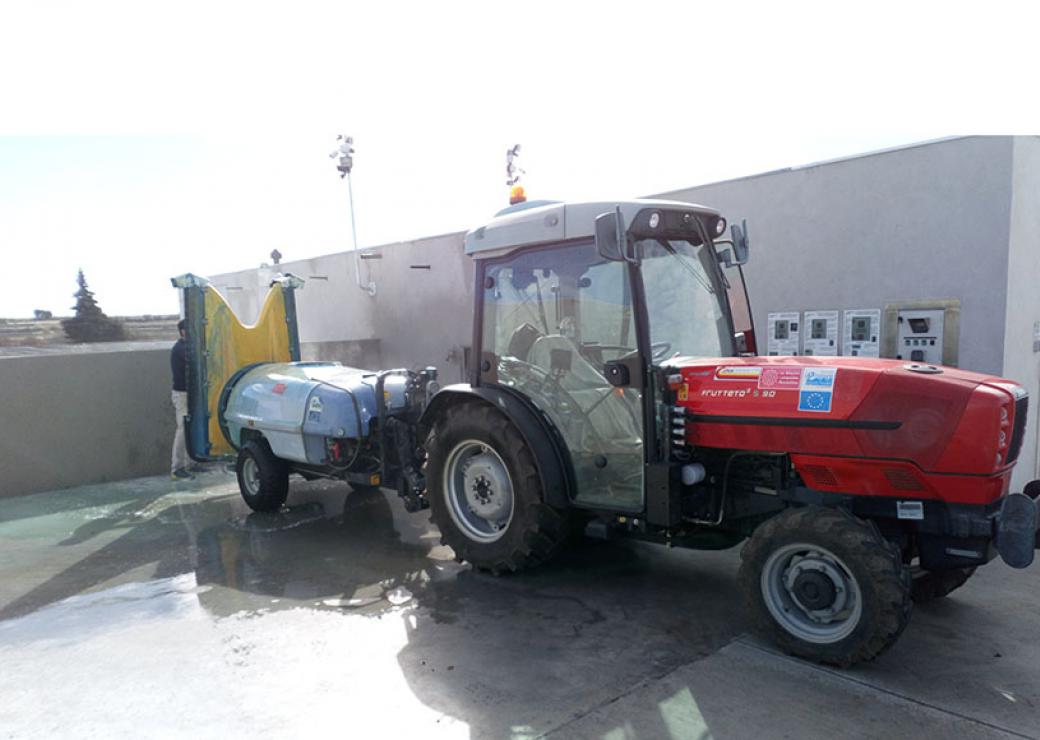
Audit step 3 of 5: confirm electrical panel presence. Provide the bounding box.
[802,310,839,356]
[842,309,881,358]
[895,309,944,365]
[767,312,801,355]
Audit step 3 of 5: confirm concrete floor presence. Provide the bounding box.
[1,473,1039,739]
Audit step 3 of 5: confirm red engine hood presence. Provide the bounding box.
[670,356,1024,478]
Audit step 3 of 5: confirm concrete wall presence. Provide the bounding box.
[0,347,175,497]
[364,232,474,382]
[8,138,1031,498]
[1004,137,1040,490]
[654,136,1016,376]
[205,136,1037,492]
[209,231,474,383]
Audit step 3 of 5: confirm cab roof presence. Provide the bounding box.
[464,199,722,258]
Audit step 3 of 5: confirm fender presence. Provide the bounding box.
[419,383,574,509]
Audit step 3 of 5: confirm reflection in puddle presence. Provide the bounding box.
[0,572,468,738]
[1,475,753,739]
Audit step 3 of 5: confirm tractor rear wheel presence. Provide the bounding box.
[236,438,289,512]
[738,506,912,667]
[911,566,976,603]
[425,401,569,574]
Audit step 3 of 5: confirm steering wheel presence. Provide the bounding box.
[650,341,673,363]
[595,342,673,364]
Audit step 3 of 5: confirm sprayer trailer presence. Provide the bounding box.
[174,196,1040,667]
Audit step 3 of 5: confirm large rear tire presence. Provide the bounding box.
[738,506,912,667]
[425,402,569,574]
[236,438,290,512]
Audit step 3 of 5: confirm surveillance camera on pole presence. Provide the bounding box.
[330,134,375,296]
[332,135,355,178]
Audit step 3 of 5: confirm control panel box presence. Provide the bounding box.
[803,310,839,356]
[767,312,801,356]
[895,309,944,364]
[842,309,881,358]
[882,299,959,367]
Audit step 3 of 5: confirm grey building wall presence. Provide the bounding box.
[1004,137,1040,491]
[654,136,1015,376]
[656,135,1039,489]
[7,138,1030,499]
[0,348,175,497]
[208,136,1039,490]
[209,231,474,383]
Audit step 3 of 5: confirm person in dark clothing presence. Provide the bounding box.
[170,319,193,480]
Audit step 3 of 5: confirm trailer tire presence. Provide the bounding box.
[738,506,912,667]
[911,566,975,603]
[425,401,569,574]
[236,438,289,512]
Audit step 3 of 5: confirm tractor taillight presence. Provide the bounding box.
[997,403,1012,465]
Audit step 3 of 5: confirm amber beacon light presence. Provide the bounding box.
[509,185,527,205]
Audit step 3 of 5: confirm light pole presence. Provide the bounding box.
[330,134,375,296]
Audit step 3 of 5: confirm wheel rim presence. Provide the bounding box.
[443,439,514,543]
[242,456,260,497]
[760,543,863,644]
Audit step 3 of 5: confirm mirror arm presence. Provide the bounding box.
[617,206,639,265]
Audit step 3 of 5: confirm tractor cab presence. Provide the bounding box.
[463,199,752,512]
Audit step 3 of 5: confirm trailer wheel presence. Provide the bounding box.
[425,401,569,574]
[738,506,912,667]
[236,438,289,512]
[911,566,975,603]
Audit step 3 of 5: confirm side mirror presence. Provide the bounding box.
[595,210,623,261]
[730,220,750,265]
[595,207,638,264]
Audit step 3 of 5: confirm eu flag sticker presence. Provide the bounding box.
[799,390,833,413]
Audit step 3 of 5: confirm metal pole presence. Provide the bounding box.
[347,170,375,295]
[347,170,359,252]
[347,174,376,297]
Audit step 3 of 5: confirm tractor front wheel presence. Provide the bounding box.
[236,438,290,512]
[425,402,569,574]
[738,506,912,667]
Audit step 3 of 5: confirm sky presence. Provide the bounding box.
[1,0,1037,318]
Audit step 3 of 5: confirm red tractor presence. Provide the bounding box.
[194,197,1039,667]
[416,198,1038,666]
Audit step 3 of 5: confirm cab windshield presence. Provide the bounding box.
[638,238,735,362]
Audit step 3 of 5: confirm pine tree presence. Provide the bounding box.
[61,269,126,343]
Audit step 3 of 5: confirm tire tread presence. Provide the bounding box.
[738,506,912,667]
[426,401,568,574]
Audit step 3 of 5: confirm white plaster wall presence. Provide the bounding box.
[208,231,473,381]
[1004,136,1040,491]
